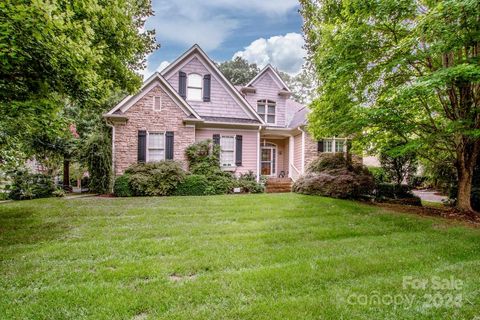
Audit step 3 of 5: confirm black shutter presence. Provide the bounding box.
[213,134,220,145]
[138,130,147,163]
[235,135,242,166]
[317,140,324,153]
[178,71,186,98]
[203,74,211,102]
[166,131,174,160]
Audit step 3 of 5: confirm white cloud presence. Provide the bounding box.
[138,60,170,79]
[233,33,306,75]
[157,61,170,72]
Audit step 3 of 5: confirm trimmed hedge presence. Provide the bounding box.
[174,174,209,196]
[113,174,133,197]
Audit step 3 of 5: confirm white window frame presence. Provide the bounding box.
[257,99,276,125]
[146,131,166,162]
[187,73,203,101]
[220,135,236,168]
[335,139,346,153]
[323,138,347,153]
[324,139,333,153]
[153,96,162,112]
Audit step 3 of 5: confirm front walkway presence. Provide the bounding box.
[412,190,447,203]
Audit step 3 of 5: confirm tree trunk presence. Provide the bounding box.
[455,139,479,212]
[63,158,72,192]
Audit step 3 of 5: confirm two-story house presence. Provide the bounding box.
[104,45,348,182]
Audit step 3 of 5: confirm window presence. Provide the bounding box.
[187,73,202,101]
[220,135,235,167]
[153,96,161,111]
[335,140,345,153]
[257,100,276,124]
[324,139,333,153]
[148,132,165,162]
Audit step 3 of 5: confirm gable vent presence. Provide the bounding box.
[153,96,161,111]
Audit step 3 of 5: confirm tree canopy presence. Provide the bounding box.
[301,0,480,211]
[0,0,157,166]
[217,57,259,86]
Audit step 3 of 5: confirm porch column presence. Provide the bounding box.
[256,129,261,181]
[288,136,294,178]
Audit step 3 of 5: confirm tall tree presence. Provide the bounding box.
[218,57,259,85]
[0,0,157,165]
[301,0,480,211]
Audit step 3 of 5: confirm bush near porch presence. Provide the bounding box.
[114,140,263,197]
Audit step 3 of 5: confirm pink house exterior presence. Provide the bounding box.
[104,45,348,181]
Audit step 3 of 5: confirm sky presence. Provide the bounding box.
[141,0,305,78]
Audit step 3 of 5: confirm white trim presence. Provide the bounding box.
[245,64,291,92]
[105,74,202,120]
[260,141,278,177]
[256,99,277,125]
[161,44,265,124]
[256,130,261,181]
[219,134,236,168]
[288,136,294,178]
[301,128,305,173]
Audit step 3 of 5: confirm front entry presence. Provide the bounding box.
[261,143,277,176]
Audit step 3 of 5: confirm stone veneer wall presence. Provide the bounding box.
[303,132,318,171]
[113,85,195,175]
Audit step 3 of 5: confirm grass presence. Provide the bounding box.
[1,193,479,319]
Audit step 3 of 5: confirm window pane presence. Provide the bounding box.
[267,115,275,123]
[148,149,164,162]
[267,105,275,114]
[187,87,202,100]
[257,105,265,114]
[324,140,332,152]
[149,133,164,148]
[221,151,234,165]
[336,141,345,152]
[188,74,202,87]
[261,149,270,161]
[220,136,234,150]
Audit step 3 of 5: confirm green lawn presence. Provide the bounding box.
[1,194,479,319]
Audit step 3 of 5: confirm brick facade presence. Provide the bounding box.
[113,85,195,175]
[304,132,318,171]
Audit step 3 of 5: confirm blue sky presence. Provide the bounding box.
[141,0,305,77]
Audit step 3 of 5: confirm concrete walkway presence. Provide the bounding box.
[413,190,447,203]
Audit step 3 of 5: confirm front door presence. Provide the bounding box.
[261,145,276,176]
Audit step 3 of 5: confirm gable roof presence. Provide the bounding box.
[105,73,201,119]
[246,64,291,92]
[289,105,309,128]
[161,44,265,124]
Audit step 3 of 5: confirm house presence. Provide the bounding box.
[104,45,349,182]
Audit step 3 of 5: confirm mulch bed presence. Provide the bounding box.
[373,202,480,227]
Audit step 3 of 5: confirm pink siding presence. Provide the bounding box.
[293,133,302,171]
[245,70,287,127]
[195,128,259,175]
[166,57,251,119]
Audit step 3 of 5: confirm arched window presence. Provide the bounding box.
[257,99,276,124]
[187,73,202,101]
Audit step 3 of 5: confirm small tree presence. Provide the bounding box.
[80,129,112,194]
[380,149,417,187]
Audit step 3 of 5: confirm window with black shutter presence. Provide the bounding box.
[165,131,174,160]
[178,71,187,98]
[235,135,242,166]
[138,130,147,162]
[203,74,211,102]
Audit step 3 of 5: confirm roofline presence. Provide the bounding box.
[245,64,291,92]
[161,44,266,124]
[105,73,202,120]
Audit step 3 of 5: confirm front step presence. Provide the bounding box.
[265,178,293,193]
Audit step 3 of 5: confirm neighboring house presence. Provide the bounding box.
[104,45,349,181]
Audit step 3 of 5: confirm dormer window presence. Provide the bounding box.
[257,100,276,124]
[187,73,202,101]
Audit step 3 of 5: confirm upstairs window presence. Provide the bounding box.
[220,135,235,167]
[187,73,202,101]
[257,100,276,124]
[148,132,165,162]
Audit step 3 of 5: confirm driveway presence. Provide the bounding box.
[413,190,447,203]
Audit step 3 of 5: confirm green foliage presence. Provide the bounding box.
[301,0,480,210]
[80,130,112,194]
[52,189,66,198]
[379,144,417,186]
[293,154,375,199]
[185,140,221,175]
[368,167,388,184]
[174,174,210,196]
[113,174,133,197]
[0,0,156,166]
[235,171,264,193]
[374,183,422,206]
[7,169,55,200]
[218,57,259,85]
[125,161,186,196]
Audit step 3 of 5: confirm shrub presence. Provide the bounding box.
[379,143,418,186]
[7,169,56,200]
[125,161,186,196]
[236,171,264,193]
[368,167,388,184]
[408,175,428,189]
[206,172,236,195]
[294,153,375,199]
[52,189,66,197]
[374,183,422,206]
[175,174,209,196]
[80,131,112,194]
[113,174,133,197]
[185,140,220,175]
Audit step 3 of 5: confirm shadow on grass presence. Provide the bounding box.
[0,206,69,247]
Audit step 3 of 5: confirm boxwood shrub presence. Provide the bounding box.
[174,174,209,196]
[113,174,133,197]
